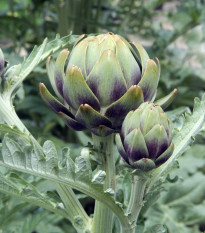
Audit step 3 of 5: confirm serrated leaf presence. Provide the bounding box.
[0,171,67,219]
[145,172,205,233]
[91,170,106,185]
[174,144,205,178]
[7,34,79,98]
[75,155,92,183]
[0,124,29,144]
[104,188,115,196]
[59,155,75,181]
[148,94,205,189]
[2,136,25,168]
[145,224,168,233]
[0,128,128,227]
[43,140,59,174]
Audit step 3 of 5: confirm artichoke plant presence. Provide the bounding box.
[40,32,160,136]
[116,102,174,171]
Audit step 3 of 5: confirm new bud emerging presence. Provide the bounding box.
[116,102,174,171]
[40,33,160,136]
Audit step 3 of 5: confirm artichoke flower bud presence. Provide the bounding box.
[40,33,160,136]
[116,102,174,171]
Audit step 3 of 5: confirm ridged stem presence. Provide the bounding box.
[126,174,148,233]
[55,184,91,232]
[91,134,115,233]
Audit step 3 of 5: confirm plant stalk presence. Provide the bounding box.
[54,0,70,36]
[56,183,91,232]
[91,134,115,233]
[126,174,148,233]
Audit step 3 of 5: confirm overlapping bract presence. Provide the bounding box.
[116,102,174,171]
[40,33,161,136]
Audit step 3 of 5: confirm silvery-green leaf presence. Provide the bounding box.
[91,170,106,185]
[0,126,128,227]
[7,34,79,99]
[75,155,92,183]
[148,94,205,191]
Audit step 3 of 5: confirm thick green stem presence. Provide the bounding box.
[91,134,115,233]
[72,0,84,34]
[0,97,29,134]
[56,184,91,232]
[126,175,148,233]
[54,0,70,36]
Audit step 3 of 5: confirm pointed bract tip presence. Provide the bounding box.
[39,82,46,89]
[61,48,69,53]
[68,65,81,74]
[130,84,140,90]
[79,103,90,110]
[102,49,114,56]
[59,49,70,57]
[46,55,55,70]
[58,111,63,116]
[46,56,51,65]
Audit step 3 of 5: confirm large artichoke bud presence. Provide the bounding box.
[40,33,160,136]
[116,102,174,171]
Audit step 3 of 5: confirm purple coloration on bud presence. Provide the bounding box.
[116,102,174,171]
[40,33,161,136]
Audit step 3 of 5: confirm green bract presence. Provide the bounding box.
[40,33,161,136]
[116,102,174,171]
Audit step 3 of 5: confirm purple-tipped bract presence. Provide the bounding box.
[40,33,161,136]
[116,102,174,171]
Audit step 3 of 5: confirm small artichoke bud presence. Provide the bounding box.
[40,33,160,136]
[116,102,174,171]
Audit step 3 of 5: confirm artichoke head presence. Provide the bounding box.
[116,102,174,171]
[40,33,160,136]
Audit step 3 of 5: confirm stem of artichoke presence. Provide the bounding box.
[54,0,70,36]
[126,174,148,233]
[91,134,115,233]
[55,183,92,232]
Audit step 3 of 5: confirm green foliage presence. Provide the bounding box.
[140,94,205,232]
[0,124,129,230]
[148,94,205,187]
[145,171,205,233]
[0,0,205,232]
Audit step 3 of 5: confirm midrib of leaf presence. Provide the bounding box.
[0,173,68,219]
[0,149,129,229]
[0,159,122,218]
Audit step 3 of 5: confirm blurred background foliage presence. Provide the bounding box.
[0,0,205,232]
